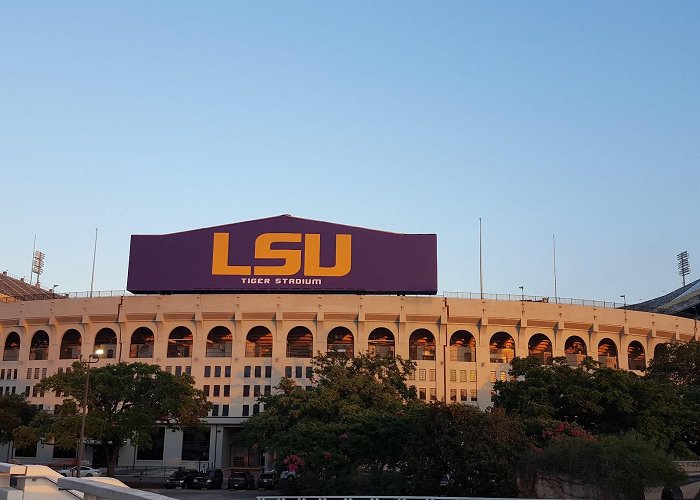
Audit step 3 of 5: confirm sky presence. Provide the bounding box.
[1,1,698,304]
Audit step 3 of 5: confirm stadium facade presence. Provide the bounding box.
[0,216,697,471]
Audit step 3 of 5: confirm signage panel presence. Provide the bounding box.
[127,215,437,294]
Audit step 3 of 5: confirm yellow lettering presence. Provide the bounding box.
[254,233,302,276]
[304,234,352,277]
[211,233,251,275]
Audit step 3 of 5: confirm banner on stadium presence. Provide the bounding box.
[127,215,437,294]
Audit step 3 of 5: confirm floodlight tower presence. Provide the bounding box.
[678,251,691,286]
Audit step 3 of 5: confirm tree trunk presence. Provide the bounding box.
[103,442,122,477]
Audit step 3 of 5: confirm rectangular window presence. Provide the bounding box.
[244,366,251,378]
[419,369,426,381]
[41,368,47,379]
[449,370,456,382]
[1,369,5,379]
[213,385,220,397]
[253,404,260,415]
[165,366,172,374]
[27,368,32,379]
[215,366,222,378]
[222,405,229,417]
[11,386,15,395]
[34,368,40,379]
[460,370,467,382]
[253,385,261,397]
[242,405,250,417]
[175,366,182,376]
[223,385,230,397]
[58,367,64,375]
[225,366,231,377]
[185,366,191,376]
[285,366,292,378]
[429,369,436,382]
[24,386,30,397]
[430,388,437,401]
[489,371,497,383]
[203,385,210,396]
[243,385,250,397]
[295,366,302,378]
[306,366,313,379]
[450,389,457,402]
[500,371,507,382]
[265,366,272,378]
[254,366,262,378]
[264,385,271,395]
[470,389,477,401]
[460,389,468,401]
[32,386,39,397]
[470,370,477,382]
[211,405,219,417]
[13,369,17,379]
[204,366,211,377]
[419,388,426,400]
[408,371,415,381]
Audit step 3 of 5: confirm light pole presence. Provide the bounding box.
[519,286,524,302]
[76,349,102,477]
[620,294,627,309]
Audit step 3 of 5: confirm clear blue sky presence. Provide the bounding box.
[2,1,698,303]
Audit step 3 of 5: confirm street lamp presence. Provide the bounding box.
[620,294,627,309]
[76,349,103,477]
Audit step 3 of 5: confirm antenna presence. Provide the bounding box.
[678,251,691,286]
[479,218,483,299]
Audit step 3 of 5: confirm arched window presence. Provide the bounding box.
[628,341,646,371]
[409,329,436,361]
[653,343,667,359]
[449,330,476,362]
[129,327,154,358]
[60,329,82,359]
[327,327,354,357]
[30,330,49,360]
[206,326,232,357]
[528,334,553,365]
[246,326,272,358]
[598,338,618,368]
[94,328,117,359]
[287,326,313,358]
[368,328,395,357]
[3,332,20,361]
[564,336,587,366]
[168,327,193,358]
[490,332,515,363]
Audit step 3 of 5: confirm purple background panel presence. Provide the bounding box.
[126,215,437,294]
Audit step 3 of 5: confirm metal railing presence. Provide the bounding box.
[442,291,625,309]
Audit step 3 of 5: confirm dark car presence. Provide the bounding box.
[192,469,223,489]
[165,469,198,489]
[256,472,277,490]
[228,471,255,490]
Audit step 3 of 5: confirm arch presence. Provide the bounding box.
[490,331,515,363]
[246,326,273,358]
[368,327,395,357]
[60,329,82,359]
[528,333,553,365]
[564,335,587,366]
[129,327,154,358]
[449,330,476,362]
[3,332,20,361]
[628,341,646,371]
[598,338,618,368]
[287,326,313,358]
[30,330,49,360]
[327,327,354,357]
[94,328,117,359]
[409,329,436,361]
[206,326,233,357]
[168,326,193,358]
[653,342,668,359]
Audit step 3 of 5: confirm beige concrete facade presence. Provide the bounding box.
[0,293,697,469]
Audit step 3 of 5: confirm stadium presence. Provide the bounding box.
[0,215,697,472]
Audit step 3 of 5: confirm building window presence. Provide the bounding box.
[470,370,477,382]
[243,385,250,397]
[175,366,182,376]
[449,370,456,382]
[204,366,211,378]
[429,369,436,382]
[242,405,249,417]
[460,389,468,401]
[243,366,251,378]
[34,368,39,379]
[222,405,229,417]
[214,366,221,378]
[470,389,477,401]
[419,369,426,381]
[185,366,191,376]
[253,404,260,415]
[213,385,220,397]
[264,385,271,395]
[26,368,31,379]
[203,385,210,396]
[225,366,231,377]
[293,366,301,378]
[408,371,415,381]
[223,385,230,397]
[419,388,426,400]
[285,366,292,378]
[460,370,467,382]
[306,366,313,379]
[500,371,507,382]
[265,366,272,378]
[254,366,261,378]
[450,389,457,402]
[489,371,496,383]
[165,366,172,374]
[253,385,261,397]
[211,405,219,417]
[430,388,437,401]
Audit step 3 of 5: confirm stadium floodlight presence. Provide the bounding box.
[678,251,691,286]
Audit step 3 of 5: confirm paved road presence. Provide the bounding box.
[141,488,280,500]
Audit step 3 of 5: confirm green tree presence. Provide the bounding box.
[0,394,38,460]
[13,362,210,476]
[240,352,417,494]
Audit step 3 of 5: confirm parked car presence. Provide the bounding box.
[57,466,102,477]
[165,469,199,489]
[256,472,277,490]
[192,469,223,489]
[227,471,255,490]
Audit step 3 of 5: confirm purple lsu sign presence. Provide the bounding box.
[126,215,438,294]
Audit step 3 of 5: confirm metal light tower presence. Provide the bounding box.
[678,251,691,286]
[31,250,45,287]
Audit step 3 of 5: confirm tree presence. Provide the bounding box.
[13,362,210,476]
[0,394,38,460]
[240,352,418,494]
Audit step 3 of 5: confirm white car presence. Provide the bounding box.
[57,466,103,477]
